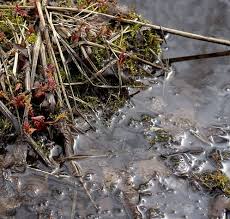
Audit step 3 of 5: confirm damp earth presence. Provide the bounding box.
[1,0,230,218]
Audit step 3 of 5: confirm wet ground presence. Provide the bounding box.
[1,0,230,218]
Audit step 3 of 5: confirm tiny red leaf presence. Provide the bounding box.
[11,94,26,108]
[118,51,126,66]
[31,115,46,131]
[23,121,36,135]
[15,4,28,17]
[71,32,80,43]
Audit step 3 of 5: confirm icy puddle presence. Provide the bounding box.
[2,73,230,218]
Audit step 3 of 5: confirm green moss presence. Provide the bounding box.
[147,130,172,146]
[109,95,126,112]
[147,208,164,218]
[195,170,230,195]
[66,0,72,7]
[91,47,107,69]
[155,130,171,142]
[221,151,230,161]
[76,0,95,8]
[110,21,162,78]
[77,0,88,5]
[26,33,37,44]
[141,114,152,122]
[15,15,24,26]
[129,24,142,38]
[0,116,13,134]
[126,11,142,20]
[125,58,138,75]
[130,81,146,88]
[83,96,101,109]
[59,68,67,81]
[35,140,50,157]
[0,10,25,39]
[97,5,109,13]
[77,93,126,117]
[0,21,11,34]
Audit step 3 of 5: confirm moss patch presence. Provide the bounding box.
[195,170,230,195]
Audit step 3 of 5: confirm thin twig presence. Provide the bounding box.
[165,50,230,63]
[30,30,41,88]
[0,4,229,45]
[0,100,20,134]
[80,45,105,84]
[13,21,26,77]
[25,134,53,167]
[0,5,33,9]
[39,42,47,69]
[41,6,65,108]
[46,10,75,120]
[0,55,22,131]
[46,6,230,46]
[35,0,46,31]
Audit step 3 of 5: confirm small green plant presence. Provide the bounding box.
[195,170,230,195]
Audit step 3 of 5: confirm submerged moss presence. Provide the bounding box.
[81,94,126,116]
[147,208,165,218]
[155,130,171,142]
[195,170,230,195]
[0,116,13,135]
[221,151,230,161]
[82,96,101,110]
[108,95,126,112]
[35,140,50,157]
[148,130,172,146]
[141,114,153,122]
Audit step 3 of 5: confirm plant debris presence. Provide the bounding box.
[0,0,165,173]
[194,170,230,196]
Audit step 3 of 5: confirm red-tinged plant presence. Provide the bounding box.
[33,82,55,99]
[0,91,9,101]
[11,93,34,115]
[47,76,56,92]
[98,26,112,37]
[31,115,46,131]
[15,4,28,17]
[34,90,46,99]
[11,93,26,108]
[24,95,34,116]
[45,64,55,76]
[45,64,56,92]
[23,121,36,135]
[71,32,80,43]
[118,51,126,66]
[34,87,46,99]
[15,82,22,92]
[33,81,46,99]
[27,25,35,35]
[0,32,5,42]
